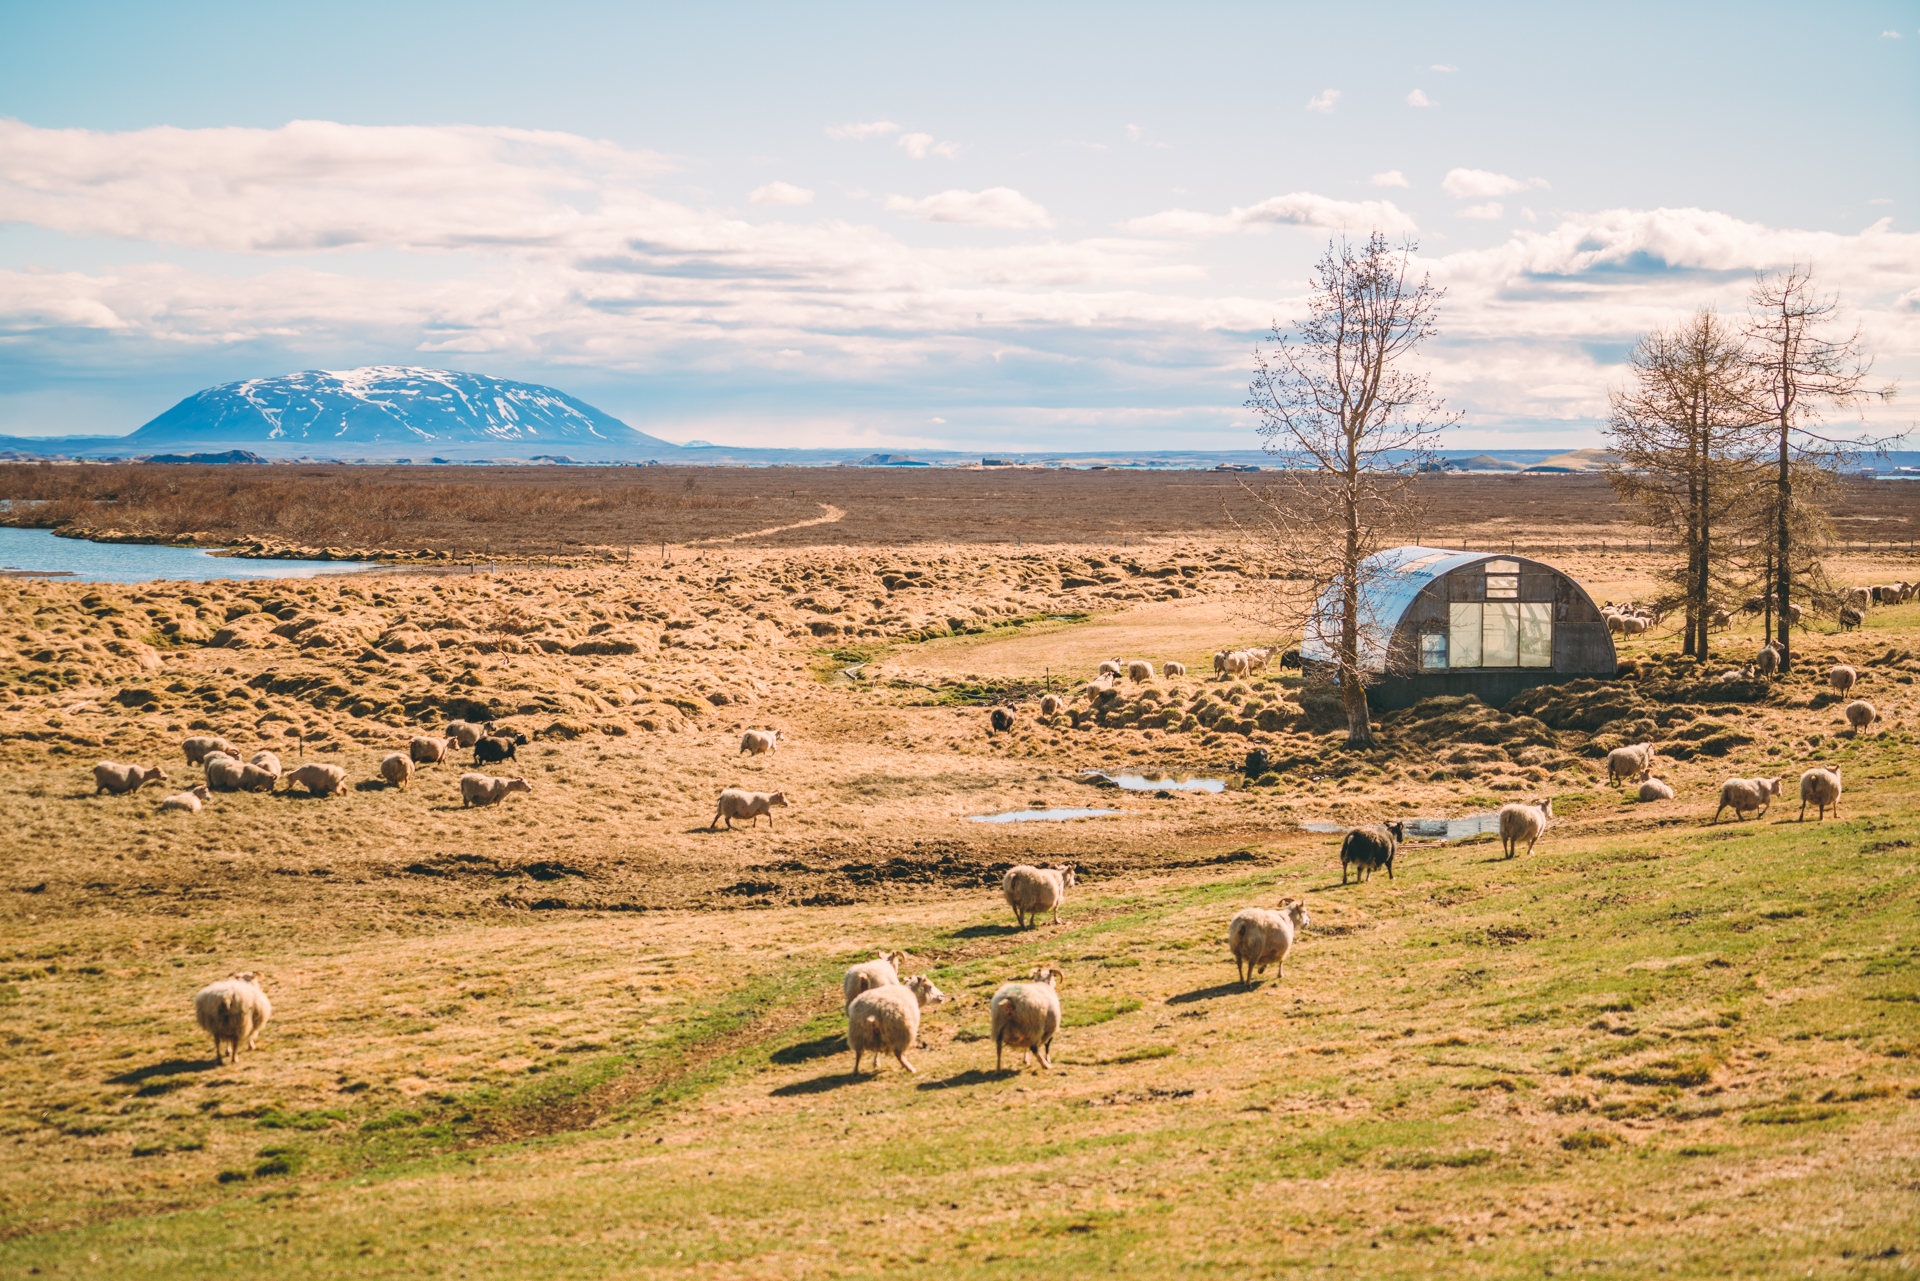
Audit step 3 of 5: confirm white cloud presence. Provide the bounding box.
[1459,202,1505,220]
[1370,170,1410,188]
[1431,63,1458,72]
[827,120,901,141]
[1126,123,1145,142]
[1520,206,1538,222]
[929,416,947,423]
[1124,192,1418,237]
[1406,89,1434,107]
[1442,168,1550,199]
[884,187,1052,228]
[749,181,814,206]
[1305,89,1341,114]
[897,133,960,160]
[1882,29,1902,37]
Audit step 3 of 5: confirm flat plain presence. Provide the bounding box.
[0,466,1916,1279]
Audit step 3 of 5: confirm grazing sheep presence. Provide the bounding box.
[379,752,413,789]
[843,951,909,1010]
[181,735,236,766]
[1828,665,1858,696]
[409,736,455,765]
[1754,644,1780,676]
[848,975,948,1075]
[460,773,532,807]
[205,756,254,793]
[1709,608,1732,630]
[1223,651,1253,679]
[990,966,1063,1071]
[1839,605,1864,630]
[283,762,348,797]
[989,707,1015,735]
[1637,777,1675,802]
[1162,661,1186,678]
[445,719,494,749]
[1844,586,1871,611]
[1798,767,1843,821]
[739,729,781,756]
[1039,693,1062,718]
[1606,612,1628,636]
[1002,863,1076,929]
[1712,776,1783,823]
[159,784,212,814]
[248,750,282,779]
[474,732,526,764]
[1227,899,1311,987]
[1844,699,1878,731]
[1097,660,1123,678]
[194,972,272,1063]
[1606,743,1654,786]
[93,761,168,795]
[710,788,789,830]
[1339,821,1405,884]
[1211,651,1228,676]
[1497,797,1554,859]
[1280,648,1302,669]
[1126,660,1153,683]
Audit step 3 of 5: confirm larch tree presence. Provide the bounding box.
[1244,232,1454,747]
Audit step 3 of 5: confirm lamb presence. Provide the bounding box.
[1227,899,1311,987]
[460,773,532,807]
[159,784,212,814]
[283,762,348,797]
[1637,777,1675,802]
[739,729,781,756]
[93,761,167,795]
[1754,644,1780,676]
[1039,693,1062,718]
[1002,863,1076,929]
[248,750,282,780]
[1162,661,1186,678]
[1712,776,1782,823]
[843,951,908,1010]
[194,972,272,1064]
[474,732,527,764]
[1497,797,1554,859]
[1798,766,1843,821]
[379,752,414,789]
[409,735,455,765]
[1844,699,1878,731]
[181,735,236,766]
[1606,743,1654,786]
[709,788,789,830]
[847,975,947,1075]
[1097,660,1123,678]
[1126,660,1153,683]
[989,966,1063,1071]
[1339,821,1404,883]
[445,719,494,749]
[989,707,1015,735]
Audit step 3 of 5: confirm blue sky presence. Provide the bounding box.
[1,0,1915,451]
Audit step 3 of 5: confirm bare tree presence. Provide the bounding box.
[1604,309,1767,660]
[1243,232,1454,746]
[1745,266,1895,670]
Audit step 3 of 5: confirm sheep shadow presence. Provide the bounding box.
[916,1068,1013,1091]
[769,1071,866,1096]
[352,780,389,794]
[106,1057,215,1085]
[1166,981,1253,1005]
[947,923,1020,939]
[769,1034,847,1065]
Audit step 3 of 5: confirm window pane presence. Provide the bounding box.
[1450,603,1483,667]
[1485,559,1520,573]
[1483,602,1519,666]
[1485,574,1518,599]
[1421,633,1448,670]
[1519,602,1553,667]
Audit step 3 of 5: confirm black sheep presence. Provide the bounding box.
[1339,820,1405,883]
[474,731,527,764]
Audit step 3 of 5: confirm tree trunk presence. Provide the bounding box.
[1774,417,1792,670]
[1696,448,1711,662]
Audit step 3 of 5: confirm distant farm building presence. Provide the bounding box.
[1299,546,1616,710]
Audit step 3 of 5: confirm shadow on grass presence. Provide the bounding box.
[107,1057,214,1085]
[770,1071,867,1097]
[916,1068,1015,1090]
[770,1034,847,1065]
[947,923,1020,939]
[352,780,388,794]
[1165,981,1253,1005]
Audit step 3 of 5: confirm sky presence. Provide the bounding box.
[0,0,1915,453]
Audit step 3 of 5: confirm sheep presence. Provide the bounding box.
[1798,767,1843,821]
[739,729,781,756]
[1223,650,1253,679]
[1497,797,1554,859]
[1002,863,1076,929]
[1280,648,1302,669]
[848,975,948,1075]
[1709,608,1732,631]
[445,719,494,748]
[1211,651,1228,676]
[843,951,908,1010]
[380,752,414,789]
[474,732,526,764]
[1844,586,1871,611]
[1227,899,1311,987]
[231,761,277,793]
[990,966,1063,1071]
[1637,777,1675,802]
[1840,605,1865,631]
[1162,661,1186,678]
[1712,776,1783,823]
[159,784,212,814]
[1039,693,1062,718]
[710,788,789,830]
[989,707,1015,735]
[93,761,168,795]
[1619,615,1650,636]
[460,772,532,807]
[1606,613,1628,636]
[181,735,236,766]
[1247,647,1273,672]
[283,762,348,797]
[194,972,272,1064]
[1339,821,1404,884]
[1606,743,1654,786]
[1754,644,1780,676]
[1126,660,1153,683]
[248,750,282,780]
[409,735,455,765]
[1097,660,1123,678]
[1844,699,1878,731]
[206,756,249,792]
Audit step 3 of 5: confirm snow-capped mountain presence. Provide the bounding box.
[125,366,678,455]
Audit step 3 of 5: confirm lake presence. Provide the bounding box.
[0,528,376,584]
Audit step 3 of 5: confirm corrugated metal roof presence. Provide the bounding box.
[1299,545,1494,670]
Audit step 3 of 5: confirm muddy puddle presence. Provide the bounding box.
[970,807,1123,824]
[1300,812,1501,840]
[1080,770,1224,793]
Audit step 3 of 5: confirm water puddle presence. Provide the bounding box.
[969,807,1123,824]
[1080,770,1224,793]
[0,527,375,584]
[1298,811,1501,840]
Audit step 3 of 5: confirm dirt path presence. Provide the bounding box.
[690,502,846,545]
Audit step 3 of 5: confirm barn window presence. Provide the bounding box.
[1449,603,1482,666]
[1420,633,1448,670]
[1485,558,1520,599]
[1482,602,1520,665]
[1519,603,1553,667]
[1448,600,1553,668]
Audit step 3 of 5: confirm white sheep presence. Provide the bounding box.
[1097,660,1123,678]
[461,773,531,807]
[380,752,414,789]
[1844,700,1878,732]
[194,972,272,1063]
[1829,665,1858,697]
[159,784,212,814]
[1227,899,1311,987]
[990,966,1063,1071]
[739,729,781,756]
[181,735,236,766]
[847,975,948,1075]
[1497,796,1554,858]
[1637,777,1675,802]
[1247,647,1273,672]
[248,750,282,780]
[1712,776,1782,823]
[1223,651,1254,679]
[1798,767,1843,821]
[1126,660,1153,683]
[1039,693,1062,718]
[843,951,908,1010]
[1754,645,1780,676]
[1605,743,1653,786]
[283,762,348,797]
[1002,863,1076,929]
[409,735,455,765]
[207,757,275,793]
[709,788,789,830]
[1162,661,1186,678]
[445,719,493,749]
[93,761,168,795]
[1212,651,1228,675]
